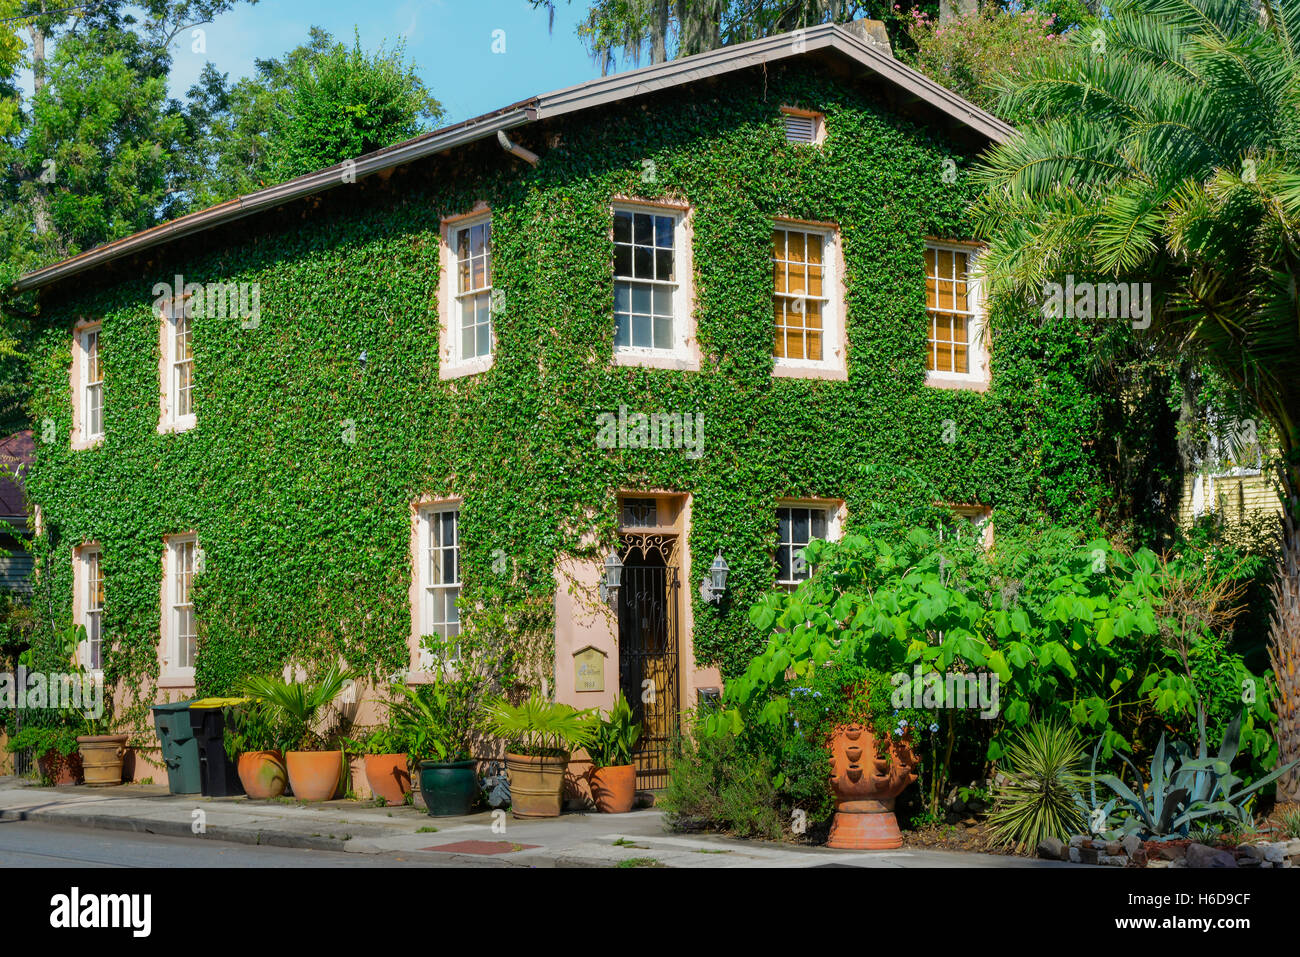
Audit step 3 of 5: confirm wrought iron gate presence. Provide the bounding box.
[617,551,680,790]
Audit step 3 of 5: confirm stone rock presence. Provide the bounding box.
[1187,843,1237,868]
[1069,846,1082,864]
[1104,841,1122,856]
[1286,839,1300,857]
[1069,834,1087,848]
[1263,844,1286,864]
[1098,853,1128,866]
[1153,842,1187,861]
[1079,846,1100,865]
[1122,834,1142,857]
[1131,847,1149,868]
[1235,843,1263,860]
[1146,859,1171,869]
[1037,837,1068,861]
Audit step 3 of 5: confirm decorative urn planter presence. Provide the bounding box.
[365,753,411,806]
[505,752,568,818]
[237,750,287,799]
[589,764,637,813]
[284,750,343,801]
[417,759,479,816]
[76,734,129,787]
[827,723,919,850]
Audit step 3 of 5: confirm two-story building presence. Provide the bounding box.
[15,20,1108,786]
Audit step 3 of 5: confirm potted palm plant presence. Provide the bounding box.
[586,692,641,813]
[390,682,479,816]
[485,694,594,818]
[238,663,357,801]
[222,701,288,799]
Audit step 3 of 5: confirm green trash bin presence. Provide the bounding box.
[151,699,201,794]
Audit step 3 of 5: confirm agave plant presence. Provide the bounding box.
[1073,734,1121,839]
[1097,711,1300,839]
[586,692,642,769]
[987,720,1087,852]
[237,663,359,751]
[484,694,595,757]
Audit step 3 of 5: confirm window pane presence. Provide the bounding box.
[633,213,653,246]
[653,317,672,350]
[614,211,632,244]
[615,244,632,277]
[633,245,653,279]
[654,215,673,248]
[791,508,809,544]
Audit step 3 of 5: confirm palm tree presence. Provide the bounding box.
[971,0,1300,806]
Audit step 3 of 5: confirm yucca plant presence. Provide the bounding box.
[484,694,595,757]
[237,663,359,751]
[988,720,1086,852]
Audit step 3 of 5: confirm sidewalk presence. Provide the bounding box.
[0,777,1074,868]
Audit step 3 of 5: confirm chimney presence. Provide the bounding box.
[839,18,893,57]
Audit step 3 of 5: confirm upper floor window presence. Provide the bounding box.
[612,202,699,370]
[75,545,104,672]
[776,500,844,586]
[72,322,104,448]
[417,504,461,665]
[773,223,846,379]
[454,217,493,362]
[925,241,988,389]
[940,505,992,547]
[162,534,198,680]
[159,301,196,433]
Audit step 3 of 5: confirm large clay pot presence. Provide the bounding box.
[506,752,568,818]
[237,750,287,799]
[76,734,129,787]
[827,723,919,850]
[418,759,478,816]
[285,750,344,801]
[364,753,411,806]
[38,749,83,786]
[589,764,636,813]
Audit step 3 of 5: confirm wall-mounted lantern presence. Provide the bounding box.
[700,549,729,604]
[599,550,623,603]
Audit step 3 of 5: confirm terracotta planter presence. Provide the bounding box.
[506,752,568,818]
[38,749,83,786]
[827,723,919,850]
[76,734,129,787]
[237,750,287,799]
[589,764,636,813]
[364,753,411,806]
[285,750,344,801]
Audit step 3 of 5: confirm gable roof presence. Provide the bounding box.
[14,21,1012,295]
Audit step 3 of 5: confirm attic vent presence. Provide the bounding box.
[781,107,823,145]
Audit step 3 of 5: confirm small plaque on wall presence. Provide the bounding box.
[574,645,607,693]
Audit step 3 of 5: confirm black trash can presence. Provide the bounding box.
[188,700,246,797]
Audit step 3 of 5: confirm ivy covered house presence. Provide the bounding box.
[18,20,1108,785]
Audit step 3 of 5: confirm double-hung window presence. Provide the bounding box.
[160,300,196,432]
[72,323,104,448]
[454,218,493,362]
[924,241,987,387]
[76,546,104,672]
[163,535,198,679]
[419,505,461,664]
[612,203,698,370]
[772,224,845,377]
[776,503,836,586]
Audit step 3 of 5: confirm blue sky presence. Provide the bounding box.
[168,0,607,125]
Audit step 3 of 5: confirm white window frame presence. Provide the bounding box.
[772,221,847,379]
[71,321,104,449]
[452,214,494,365]
[74,545,104,674]
[924,240,989,391]
[416,503,462,669]
[161,534,198,682]
[158,300,196,433]
[612,200,699,371]
[941,505,993,548]
[775,499,845,586]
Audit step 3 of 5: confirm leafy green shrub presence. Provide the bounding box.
[987,720,1086,851]
[221,701,286,760]
[586,692,641,769]
[660,728,783,842]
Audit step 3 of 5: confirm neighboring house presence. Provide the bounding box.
[1179,416,1283,530]
[15,21,1106,787]
[0,430,33,593]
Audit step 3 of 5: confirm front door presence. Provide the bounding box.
[617,541,680,790]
